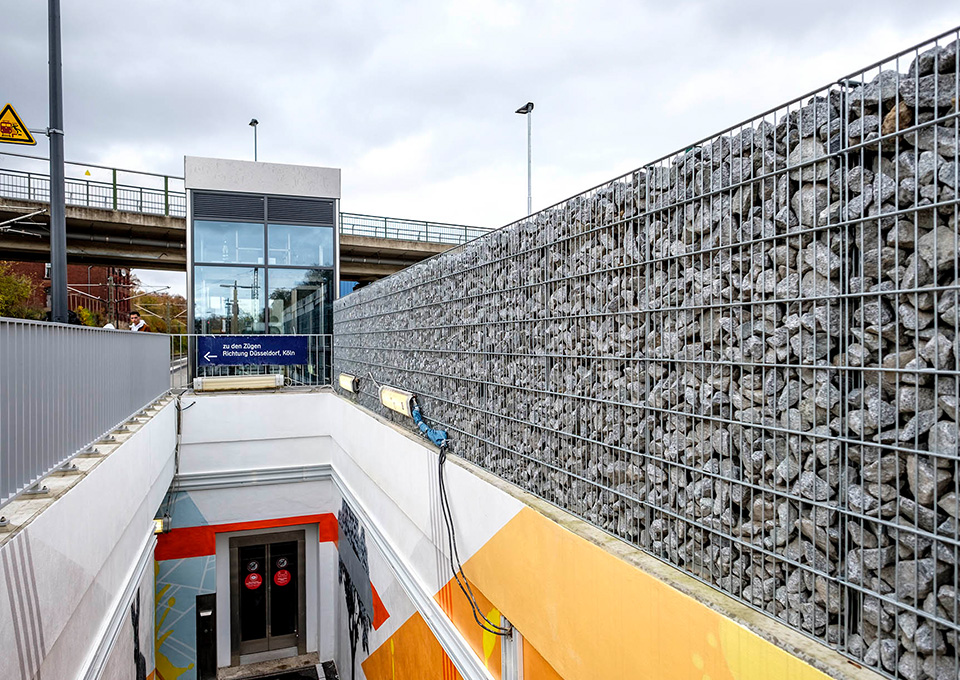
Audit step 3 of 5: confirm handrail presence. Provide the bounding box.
[0,150,183,180]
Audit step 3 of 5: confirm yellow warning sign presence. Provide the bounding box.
[0,104,37,146]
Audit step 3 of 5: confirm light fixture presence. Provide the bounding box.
[193,374,284,392]
[153,517,170,534]
[249,118,259,161]
[380,385,415,418]
[339,373,360,393]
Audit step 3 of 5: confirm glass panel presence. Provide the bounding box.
[268,541,298,641]
[195,220,264,264]
[267,268,333,335]
[268,224,334,267]
[194,265,265,334]
[238,545,267,642]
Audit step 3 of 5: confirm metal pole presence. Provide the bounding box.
[526,111,532,216]
[48,0,68,323]
[254,126,257,162]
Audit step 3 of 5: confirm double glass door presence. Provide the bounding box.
[229,532,305,661]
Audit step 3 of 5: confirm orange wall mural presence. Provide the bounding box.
[362,611,463,680]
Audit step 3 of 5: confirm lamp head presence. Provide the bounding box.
[249,118,259,127]
[515,102,534,115]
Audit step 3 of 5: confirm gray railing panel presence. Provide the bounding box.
[0,319,170,506]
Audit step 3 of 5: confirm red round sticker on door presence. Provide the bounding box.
[274,569,291,586]
[244,573,262,590]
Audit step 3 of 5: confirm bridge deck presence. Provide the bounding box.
[1,157,488,280]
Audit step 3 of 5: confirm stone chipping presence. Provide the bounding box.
[336,32,960,679]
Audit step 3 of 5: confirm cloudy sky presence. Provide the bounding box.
[3,1,959,295]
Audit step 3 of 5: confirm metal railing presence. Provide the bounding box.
[335,27,960,680]
[0,319,171,507]
[340,212,491,245]
[0,152,184,217]
[0,152,490,245]
[169,334,334,390]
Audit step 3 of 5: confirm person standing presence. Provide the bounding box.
[129,311,150,332]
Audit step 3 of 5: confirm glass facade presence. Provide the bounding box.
[267,268,333,335]
[191,195,336,338]
[194,265,266,334]
[195,220,264,264]
[268,224,334,267]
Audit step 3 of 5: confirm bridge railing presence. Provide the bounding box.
[340,212,492,245]
[0,152,492,245]
[0,168,186,218]
[0,318,171,507]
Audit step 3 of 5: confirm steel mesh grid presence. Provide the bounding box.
[335,28,960,679]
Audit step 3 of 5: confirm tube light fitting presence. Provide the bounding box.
[339,373,360,393]
[193,374,284,392]
[380,385,415,418]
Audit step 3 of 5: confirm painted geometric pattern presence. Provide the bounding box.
[155,556,216,680]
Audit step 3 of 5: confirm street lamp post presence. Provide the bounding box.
[515,102,534,215]
[48,0,68,322]
[249,119,258,162]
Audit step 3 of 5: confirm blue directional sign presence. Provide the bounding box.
[197,335,309,366]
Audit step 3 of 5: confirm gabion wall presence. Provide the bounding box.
[335,28,960,680]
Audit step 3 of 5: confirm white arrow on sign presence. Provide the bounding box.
[203,351,217,361]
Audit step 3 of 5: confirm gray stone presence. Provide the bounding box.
[939,492,960,519]
[913,126,959,157]
[791,184,830,227]
[917,151,945,185]
[920,334,954,370]
[861,455,903,484]
[898,652,923,680]
[864,70,902,105]
[901,73,959,108]
[917,227,956,271]
[940,161,959,191]
[788,138,830,181]
[899,410,939,442]
[914,622,946,655]
[928,422,959,458]
[794,471,833,501]
[896,558,949,601]
[905,455,952,506]
[924,656,960,680]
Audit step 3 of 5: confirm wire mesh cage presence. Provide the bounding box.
[335,28,960,679]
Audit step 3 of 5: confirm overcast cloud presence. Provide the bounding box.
[3,2,959,295]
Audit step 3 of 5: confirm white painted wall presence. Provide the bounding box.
[171,392,524,679]
[0,403,176,680]
[184,156,341,199]
[178,392,337,475]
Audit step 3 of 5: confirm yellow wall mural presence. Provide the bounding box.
[465,507,839,680]
[363,505,861,680]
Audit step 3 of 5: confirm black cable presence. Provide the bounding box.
[160,397,195,525]
[436,442,511,636]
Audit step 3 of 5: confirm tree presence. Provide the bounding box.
[132,290,188,333]
[338,501,371,680]
[0,262,44,319]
